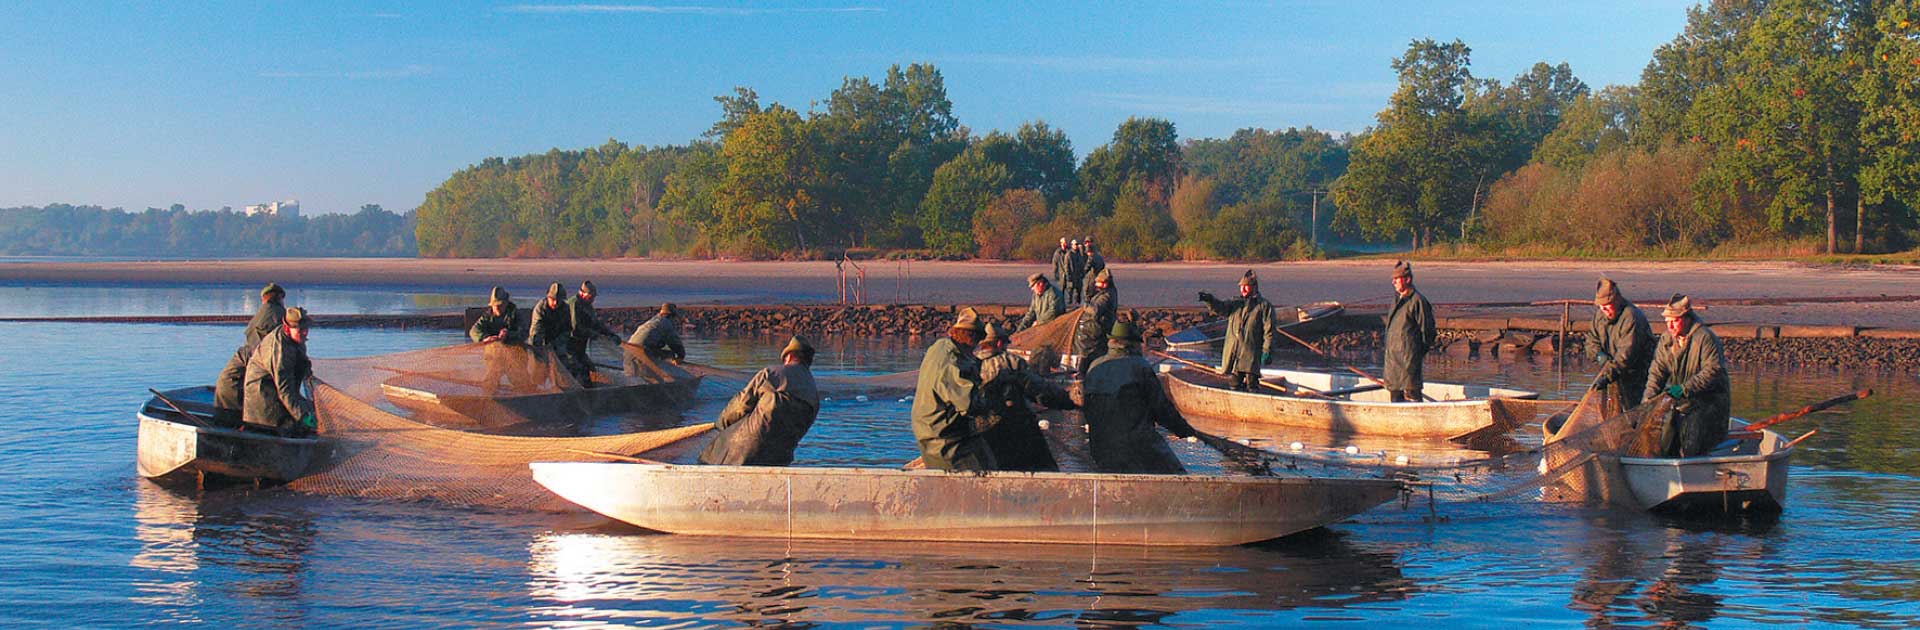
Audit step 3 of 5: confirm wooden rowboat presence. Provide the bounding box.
[136,386,321,486]
[1159,366,1538,440]
[1165,301,1345,348]
[380,371,701,427]
[530,462,1404,547]
[1544,418,1791,514]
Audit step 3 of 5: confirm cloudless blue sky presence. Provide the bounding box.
[0,1,1694,215]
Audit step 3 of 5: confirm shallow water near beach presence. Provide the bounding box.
[2,288,1919,627]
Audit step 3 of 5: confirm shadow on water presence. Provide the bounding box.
[523,526,1410,628]
[130,481,316,626]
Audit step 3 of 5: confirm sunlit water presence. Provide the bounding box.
[2,288,1919,627]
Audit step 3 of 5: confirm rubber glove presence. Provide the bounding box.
[300,412,318,428]
[1666,383,1685,399]
[1261,351,1271,365]
[1591,372,1612,390]
[1197,291,1215,303]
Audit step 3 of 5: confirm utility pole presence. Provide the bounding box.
[1307,188,1327,248]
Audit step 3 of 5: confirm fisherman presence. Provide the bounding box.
[624,303,690,381]
[974,322,1077,471]
[469,286,520,344]
[1066,239,1088,304]
[1073,267,1119,376]
[1643,295,1731,458]
[213,282,287,424]
[911,307,995,471]
[1051,237,1073,289]
[1384,260,1436,403]
[1198,270,1278,391]
[698,335,822,466]
[528,282,571,353]
[565,280,621,386]
[242,306,315,436]
[1016,272,1066,331]
[1081,321,1198,474]
[1586,277,1656,408]
[1083,235,1105,280]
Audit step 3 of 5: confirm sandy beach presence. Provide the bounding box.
[3,257,1918,327]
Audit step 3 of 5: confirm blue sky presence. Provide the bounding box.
[0,1,1694,215]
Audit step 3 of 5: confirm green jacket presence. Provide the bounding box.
[1067,249,1088,280]
[1017,285,1066,331]
[1643,319,1730,414]
[242,327,312,431]
[975,349,1075,471]
[1586,303,1655,396]
[243,299,287,348]
[468,301,521,343]
[567,296,616,343]
[911,337,992,470]
[1072,285,1119,359]
[1052,248,1072,284]
[698,363,821,466]
[627,314,685,360]
[1203,293,1276,374]
[528,299,571,349]
[1384,288,1436,391]
[1081,343,1196,474]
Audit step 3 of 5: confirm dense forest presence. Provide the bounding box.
[414,1,1920,261]
[0,204,416,257]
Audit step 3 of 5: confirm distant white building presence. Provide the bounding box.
[243,199,301,218]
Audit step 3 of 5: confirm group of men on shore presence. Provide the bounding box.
[1049,236,1106,305]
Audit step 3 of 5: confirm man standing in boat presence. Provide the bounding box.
[242,306,315,436]
[1384,261,1436,403]
[528,282,574,387]
[912,307,996,471]
[1073,267,1119,376]
[469,286,520,344]
[1082,321,1198,474]
[1198,270,1278,392]
[1587,277,1655,408]
[975,322,1077,471]
[625,303,690,381]
[213,282,286,424]
[1066,239,1088,304]
[1017,273,1066,331]
[1642,295,1731,457]
[565,280,622,387]
[698,336,822,466]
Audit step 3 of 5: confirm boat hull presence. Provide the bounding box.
[1544,419,1790,514]
[1159,367,1535,439]
[531,462,1403,547]
[136,412,320,485]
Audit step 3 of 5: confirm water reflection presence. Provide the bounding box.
[0,285,473,318]
[525,529,1409,627]
[128,482,315,625]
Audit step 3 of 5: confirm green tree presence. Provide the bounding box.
[920,146,1012,256]
[712,105,831,253]
[1857,0,1919,252]
[1332,39,1482,248]
[1077,117,1182,213]
[972,189,1048,259]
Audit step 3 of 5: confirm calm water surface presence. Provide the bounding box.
[2,288,1919,628]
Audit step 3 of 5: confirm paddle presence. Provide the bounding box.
[564,448,669,465]
[1726,389,1873,440]
[1149,349,1334,399]
[147,388,214,429]
[1270,325,1437,403]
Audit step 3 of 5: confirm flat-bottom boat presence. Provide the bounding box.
[1160,366,1538,440]
[136,386,321,486]
[529,462,1403,546]
[1543,418,1790,514]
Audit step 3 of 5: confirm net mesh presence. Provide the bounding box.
[290,381,712,511]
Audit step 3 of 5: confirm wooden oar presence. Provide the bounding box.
[147,388,214,429]
[1742,389,1872,434]
[564,448,668,465]
[1270,325,1437,403]
[1149,350,1332,399]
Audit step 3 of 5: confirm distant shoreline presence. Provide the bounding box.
[2,257,1918,329]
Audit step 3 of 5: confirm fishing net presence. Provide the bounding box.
[290,381,712,511]
[312,343,699,432]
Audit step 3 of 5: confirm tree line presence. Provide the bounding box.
[0,204,416,257]
[417,0,1919,260]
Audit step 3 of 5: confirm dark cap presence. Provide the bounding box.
[261,282,285,298]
